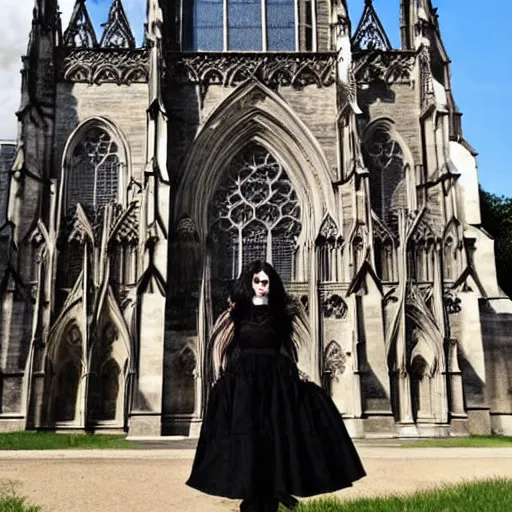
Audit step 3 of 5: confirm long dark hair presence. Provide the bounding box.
[230,260,288,320]
[207,260,307,389]
[230,260,296,358]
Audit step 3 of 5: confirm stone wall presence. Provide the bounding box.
[54,83,148,183]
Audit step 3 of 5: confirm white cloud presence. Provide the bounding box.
[0,0,146,141]
[0,0,77,140]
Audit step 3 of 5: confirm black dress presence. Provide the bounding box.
[186,304,365,501]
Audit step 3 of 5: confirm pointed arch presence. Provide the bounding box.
[99,0,136,49]
[175,80,337,242]
[362,117,415,233]
[58,116,131,223]
[63,0,98,48]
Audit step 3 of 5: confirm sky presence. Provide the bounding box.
[0,0,510,196]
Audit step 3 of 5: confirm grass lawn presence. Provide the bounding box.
[0,431,132,450]
[404,435,512,448]
[290,479,512,512]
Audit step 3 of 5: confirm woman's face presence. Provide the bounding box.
[252,271,270,297]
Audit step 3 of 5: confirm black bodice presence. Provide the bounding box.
[237,304,281,350]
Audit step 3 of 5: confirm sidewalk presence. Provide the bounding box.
[1,447,512,511]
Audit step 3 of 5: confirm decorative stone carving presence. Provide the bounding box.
[419,46,435,109]
[63,0,98,48]
[324,341,347,378]
[111,204,139,245]
[354,51,416,84]
[322,294,348,319]
[57,49,149,85]
[165,53,337,88]
[352,0,392,51]
[99,0,136,50]
[444,290,462,314]
[317,215,339,243]
[300,295,309,314]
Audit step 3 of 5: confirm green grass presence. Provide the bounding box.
[0,495,41,512]
[403,435,512,448]
[0,484,41,512]
[0,431,132,450]
[287,479,512,512]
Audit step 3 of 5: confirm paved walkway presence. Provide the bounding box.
[1,447,512,511]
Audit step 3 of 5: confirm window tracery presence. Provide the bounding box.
[364,129,408,234]
[66,127,121,210]
[209,143,301,282]
[57,125,124,298]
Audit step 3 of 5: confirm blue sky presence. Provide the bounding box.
[83,0,511,196]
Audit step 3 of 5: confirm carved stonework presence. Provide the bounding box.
[444,290,462,314]
[99,0,136,50]
[300,294,309,314]
[63,0,98,48]
[354,51,416,84]
[419,46,436,109]
[324,341,347,378]
[165,53,337,88]
[322,294,348,319]
[352,0,392,51]
[57,49,149,85]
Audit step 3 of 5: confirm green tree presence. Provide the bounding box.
[479,187,512,297]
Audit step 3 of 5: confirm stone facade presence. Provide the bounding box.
[1,0,511,437]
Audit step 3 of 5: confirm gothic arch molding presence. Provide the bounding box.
[175,80,337,241]
[57,116,132,224]
[362,117,415,166]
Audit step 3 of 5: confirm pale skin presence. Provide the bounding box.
[252,270,270,298]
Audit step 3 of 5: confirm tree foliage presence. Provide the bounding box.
[479,187,512,297]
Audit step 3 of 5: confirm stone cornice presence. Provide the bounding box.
[165,52,337,88]
[353,49,417,84]
[56,47,149,85]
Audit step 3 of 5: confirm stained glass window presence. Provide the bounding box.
[186,0,298,51]
[267,0,295,51]
[192,0,224,51]
[67,127,120,209]
[209,143,301,282]
[364,130,407,233]
[228,0,262,51]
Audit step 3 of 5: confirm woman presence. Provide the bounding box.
[186,260,365,511]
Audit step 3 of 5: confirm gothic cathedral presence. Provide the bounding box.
[1,0,511,438]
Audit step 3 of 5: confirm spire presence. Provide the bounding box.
[352,0,392,51]
[63,0,97,48]
[100,0,136,49]
[400,0,441,50]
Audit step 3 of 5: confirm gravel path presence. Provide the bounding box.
[1,447,512,511]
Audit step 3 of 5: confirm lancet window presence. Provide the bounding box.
[209,143,301,282]
[66,127,121,210]
[364,128,409,234]
[184,0,314,51]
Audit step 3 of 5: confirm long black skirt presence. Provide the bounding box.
[186,349,366,500]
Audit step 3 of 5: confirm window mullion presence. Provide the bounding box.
[311,0,317,51]
[294,0,299,51]
[223,0,228,51]
[262,0,267,51]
